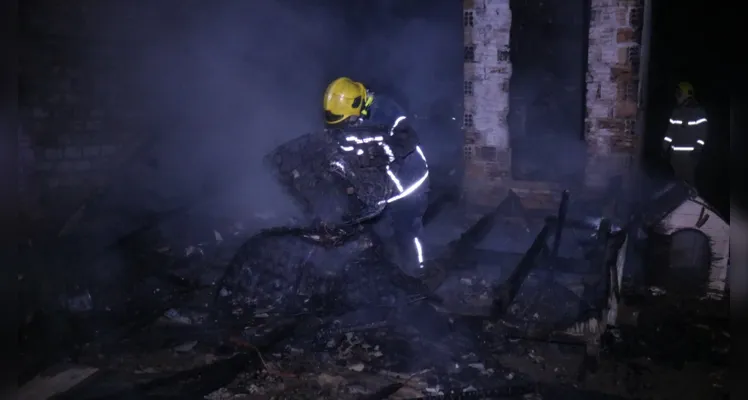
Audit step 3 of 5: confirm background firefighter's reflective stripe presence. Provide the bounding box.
[666,113,708,149]
[688,118,707,125]
[669,117,707,125]
[670,146,694,151]
[663,136,706,148]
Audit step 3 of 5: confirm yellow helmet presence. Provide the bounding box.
[323,77,368,125]
[675,82,695,104]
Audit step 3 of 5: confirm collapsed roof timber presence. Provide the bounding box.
[19,130,727,399]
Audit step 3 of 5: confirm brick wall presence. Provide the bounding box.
[461,0,643,209]
[462,0,513,206]
[583,0,643,190]
[19,2,136,223]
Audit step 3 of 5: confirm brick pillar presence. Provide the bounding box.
[584,0,643,191]
[462,0,512,207]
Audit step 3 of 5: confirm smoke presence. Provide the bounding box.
[68,0,348,243]
[508,0,588,183]
[67,0,461,247]
[342,2,463,163]
[348,8,460,115]
[48,3,464,341]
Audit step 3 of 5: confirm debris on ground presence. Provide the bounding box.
[19,148,727,400]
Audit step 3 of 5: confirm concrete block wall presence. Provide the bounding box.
[584,0,643,190]
[462,0,513,206]
[19,2,133,222]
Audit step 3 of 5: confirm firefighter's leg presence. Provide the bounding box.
[387,187,429,277]
[670,152,696,185]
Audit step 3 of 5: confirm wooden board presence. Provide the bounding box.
[17,365,98,400]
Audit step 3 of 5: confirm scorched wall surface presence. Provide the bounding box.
[462,0,643,209]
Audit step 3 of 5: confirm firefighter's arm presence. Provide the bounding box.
[688,108,708,148]
[663,110,683,150]
[662,128,674,152]
[694,123,708,150]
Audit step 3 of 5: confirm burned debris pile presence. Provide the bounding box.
[19,135,728,399]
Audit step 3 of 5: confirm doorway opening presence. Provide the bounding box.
[667,228,712,293]
[508,0,589,183]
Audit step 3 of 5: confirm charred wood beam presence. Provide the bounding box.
[443,205,501,260]
[58,353,254,400]
[450,206,500,251]
[496,190,532,218]
[437,248,596,275]
[607,230,627,305]
[446,190,525,254]
[362,382,406,400]
[505,328,589,346]
[422,189,458,227]
[490,224,551,319]
[17,365,100,400]
[550,190,570,262]
[420,192,530,292]
[591,219,612,315]
[545,215,601,231]
[402,381,630,400]
[573,218,612,381]
[59,319,300,399]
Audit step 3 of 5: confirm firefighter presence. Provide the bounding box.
[323,77,430,277]
[662,82,708,185]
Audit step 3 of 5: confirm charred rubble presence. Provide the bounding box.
[19,132,728,399]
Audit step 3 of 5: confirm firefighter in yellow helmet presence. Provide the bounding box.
[323,77,371,125]
[662,82,708,185]
[323,77,430,278]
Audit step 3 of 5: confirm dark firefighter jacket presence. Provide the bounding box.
[664,104,708,152]
[330,93,429,207]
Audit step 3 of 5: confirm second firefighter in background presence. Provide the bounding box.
[662,82,708,185]
[323,77,430,277]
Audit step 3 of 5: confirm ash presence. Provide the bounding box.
[20,201,727,400]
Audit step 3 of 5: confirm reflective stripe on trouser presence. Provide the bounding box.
[386,180,428,276]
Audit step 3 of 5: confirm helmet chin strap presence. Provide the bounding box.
[360,90,374,120]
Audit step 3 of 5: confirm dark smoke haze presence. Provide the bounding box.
[66,1,464,369]
[74,0,460,247]
[508,0,589,184]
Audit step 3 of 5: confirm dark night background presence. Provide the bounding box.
[645,0,729,219]
[1,0,738,397]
